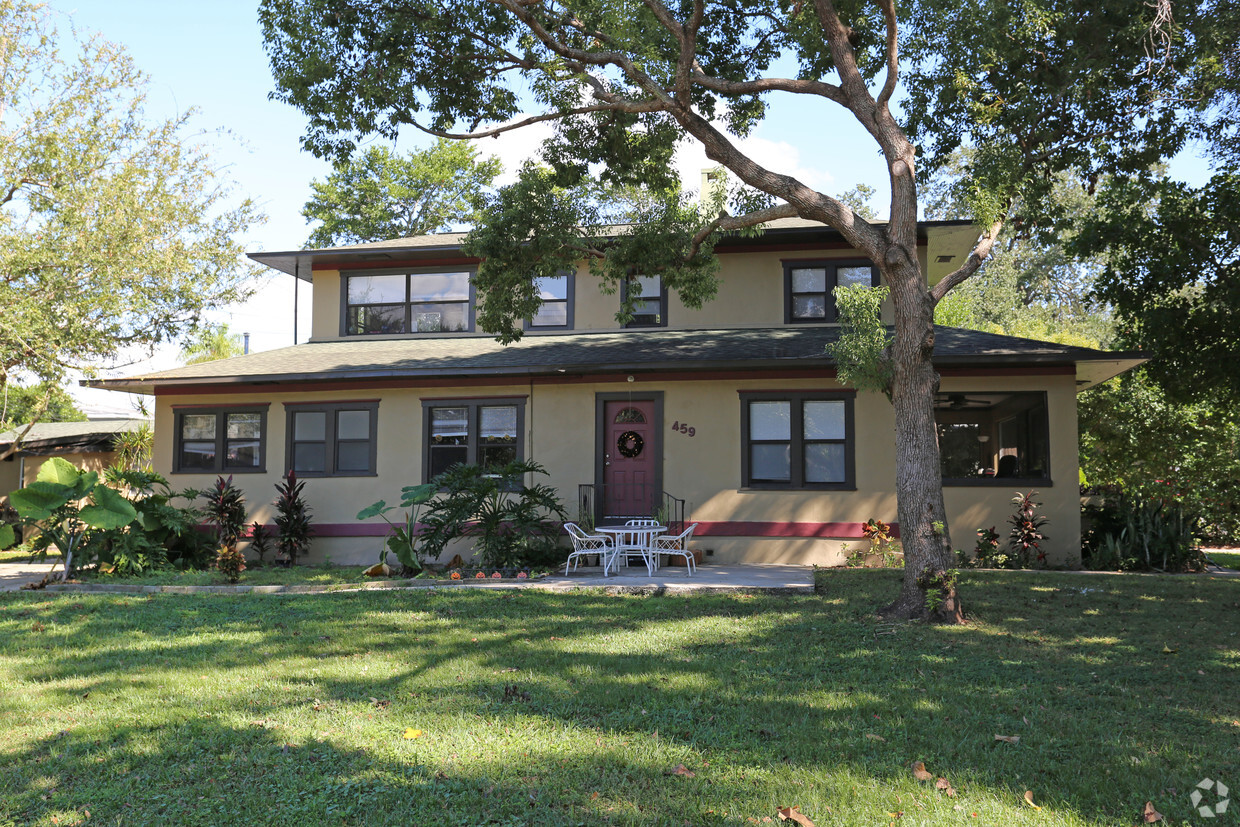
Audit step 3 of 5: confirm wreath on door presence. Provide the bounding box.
[617,430,644,458]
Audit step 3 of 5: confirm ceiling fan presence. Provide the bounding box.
[940,393,993,410]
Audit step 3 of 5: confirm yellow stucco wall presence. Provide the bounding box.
[308,244,912,341]
[1,452,117,497]
[154,371,1080,568]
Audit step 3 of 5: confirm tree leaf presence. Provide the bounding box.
[994,734,1020,744]
[1137,801,1164,823]
[9,481,75,521]
[667,764,696,778]
[911,761,934,781]
[776,805,816,826]
[399,483,438,507]
[356,500,390,520]
[79,484,139,530]
[1023,790,1042,809]
[0,524,15,550]
[935,778,957,797]
[35,457,81,486]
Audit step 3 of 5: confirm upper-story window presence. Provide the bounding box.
[622,275,667,328]
[784,259,878,323]
[344,270,473,335]
[526,272,574,330]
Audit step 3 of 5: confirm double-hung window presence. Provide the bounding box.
[622,275,666,328]
[423,398,524,480]
[286,402,379,476]
[740,392,855,489]
[173,406,268,473]
[784,259,878,322]
[526,272,573,330]
[344,270,473,335]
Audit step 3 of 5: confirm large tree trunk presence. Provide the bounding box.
[880,255,964,623]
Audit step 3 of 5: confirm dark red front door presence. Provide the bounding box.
[602,399,656,519]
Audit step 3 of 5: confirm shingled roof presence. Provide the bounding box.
[0,419,149,455]
[87,326,1143,394]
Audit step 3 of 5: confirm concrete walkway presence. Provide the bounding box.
[0,561,56,592]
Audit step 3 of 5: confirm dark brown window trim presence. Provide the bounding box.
[523,270,575,332]
[172,405,269,475]
[421,397,526,484]
[935,390,1052,486]
[283,401,380,478]
[782,258,879,324]
[740,391,856,490]
[339,266,477,337]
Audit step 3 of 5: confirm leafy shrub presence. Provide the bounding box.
[108,468,213,571]
[274,471,314,565]
[216,544,246,583]
[0,458,138,578]
[357,483,437,575]
[248,522,272,566]
[201,475,247,551]
[843,518,903,567]
[417,460,568,570]
[1009,491,1049,567]
[1083,491,1204,572]
[958,525,1022,569]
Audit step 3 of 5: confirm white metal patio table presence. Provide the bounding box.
[594,525,667,576]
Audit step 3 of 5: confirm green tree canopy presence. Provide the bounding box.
[260,0,1224,620]
[179,324,246,365]
[0,381,87,425]
[0,1,262,436]
[302,140,502,247]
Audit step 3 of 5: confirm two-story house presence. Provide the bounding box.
[91,217,1142,566]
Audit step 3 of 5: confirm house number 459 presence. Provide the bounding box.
[671,421,696,437]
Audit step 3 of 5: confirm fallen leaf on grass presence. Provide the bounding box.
[370,697,390,709]
[1136,801,1164,823]
[1161,644,1178,655]
[865,733,886,742]
[776,805,816,826]
[994,734,1020,744]
[403,728,424,739]
[911,761,934,781]
[935,778,958,797]
[666,764,696,778]
[1023,790,1042,810]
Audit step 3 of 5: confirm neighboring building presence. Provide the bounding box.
[0,419,149,494]
[89,219,1142,566]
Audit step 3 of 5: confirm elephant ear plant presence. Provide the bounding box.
[357,483,437,576]
[0,457,138,580]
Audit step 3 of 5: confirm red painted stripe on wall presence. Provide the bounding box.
[240,521,899,540]
[693,521,900,538]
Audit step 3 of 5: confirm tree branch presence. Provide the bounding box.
[875,0,900,110]
[687,202,800,257]
[929,218,1005,303]
[689,72,847,105]
[410,99,665,140]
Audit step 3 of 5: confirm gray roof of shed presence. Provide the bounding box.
[86,327,1144,394]
[0,418,148,454]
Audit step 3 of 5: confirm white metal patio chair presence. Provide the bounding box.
[618,518,663,574]
[652,523,699,573]
[563,522,615,575]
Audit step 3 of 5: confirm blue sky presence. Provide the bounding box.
[47,1,1214,414]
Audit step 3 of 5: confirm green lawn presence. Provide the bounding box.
[1,571,1236,826]
[1206,549,1240,570]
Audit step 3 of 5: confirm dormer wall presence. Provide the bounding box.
[307,242,930,342]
